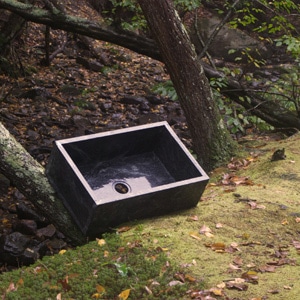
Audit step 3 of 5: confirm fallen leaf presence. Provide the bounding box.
[281,219,288,225]
[217,282,226,289]
[189,231,202,241]
[187,215,198,221]
[211,242,226,252]
[96,238,106,246]
[215,223,223,228]
[91,293,101,298]
[241,271,259,283]
[58,276,71,291]
[96,284,105,294]
[174,272,185,282]
[185,274,197,282]
[58,249,67,255]
[268,289,280,294]
[228,263,242,271]
[292,240,300,250]
[168,280,184,286]
[6,282,17,293]
[118,288,131,300]
[259,265,276,272]
[283,285,292,290]
[233,257,243,266]
[144,286,152,295]
[210,287,223,296]
[199,225,212,234]
[117,226,132,233]
[226,281,248,291]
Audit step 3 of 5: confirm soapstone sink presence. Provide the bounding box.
[46,121,209,237]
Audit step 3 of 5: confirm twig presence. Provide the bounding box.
[198,0,241,59]
[194,11,216,69]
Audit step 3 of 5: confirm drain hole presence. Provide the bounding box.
[114,182,130,194]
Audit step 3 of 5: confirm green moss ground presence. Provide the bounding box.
[1,133,300,299]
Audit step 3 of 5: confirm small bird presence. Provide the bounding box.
[271,148,286,161]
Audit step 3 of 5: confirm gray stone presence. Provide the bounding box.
[190,15,270,62]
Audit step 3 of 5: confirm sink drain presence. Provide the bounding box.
[113,181,130,194]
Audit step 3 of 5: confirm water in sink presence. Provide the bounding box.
[80,152,175,197]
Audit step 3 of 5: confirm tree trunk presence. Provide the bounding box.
[0,122,85,245]
[138,0,236,171]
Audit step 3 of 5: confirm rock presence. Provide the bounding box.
[16,202,47,225]
[76,56,104,72]
[36,224,56,239]
[22,240,48,265]
[120,95,147,105]
[100,101,112,112]
[0,232,31,265]
[13,219,37,235]
[18,87,51,101]
[190,14,270,62]
[0,232,50,266]
[47,238,67,251]
[145,94,165,105]
[57,85,82,96]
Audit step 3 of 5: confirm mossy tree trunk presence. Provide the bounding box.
[138,0,236,171]
[0,122,85,245]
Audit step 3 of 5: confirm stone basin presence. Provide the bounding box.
[46,121,209,237]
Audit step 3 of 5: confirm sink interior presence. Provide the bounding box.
[62,125,202,200]
[79,152,175,198]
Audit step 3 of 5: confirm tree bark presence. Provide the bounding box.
[138,0,236,171]
[0,122,85,245]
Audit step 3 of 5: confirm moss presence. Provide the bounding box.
[0,233,204,299]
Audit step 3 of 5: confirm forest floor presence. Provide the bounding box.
[1,17,300,300]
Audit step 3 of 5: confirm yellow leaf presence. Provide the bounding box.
[204,232,214,238]
[210,288,223,296]
[189,231,202,241]
[91,293,100,298]
[185,274,196,282]
[96,238,106,246]
[103,250,109,257]
[281,219,288,225]
[58,250,67,255]
[17,278,24,286]
[96,284,105,294]
[118,288,131,300]
[211,242,226,252]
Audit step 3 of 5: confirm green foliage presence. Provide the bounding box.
[0,233,204,299]
[105,0,202,30]
[173,0,202,11]
[259,65,300,116]
[152,80,178,101]
[275,35,300,58]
